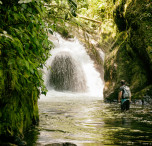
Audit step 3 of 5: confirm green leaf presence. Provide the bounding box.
[25,60,29,70]
[68,0,77,10]
[29,66,34,74]
[13,6,17,11]
[25,43,30,50]
[8,59,15,65]
[13,13,19,20]
[21,13,27,21]
[28,7,32,13]
[48,29,53,35]
[21,4,27,9]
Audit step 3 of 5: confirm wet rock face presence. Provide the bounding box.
[50,52,86,92]
[104,0,152,101]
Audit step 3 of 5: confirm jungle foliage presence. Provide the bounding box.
[0,0,116,143]
[44,0,116,49]
[0,0,52,142]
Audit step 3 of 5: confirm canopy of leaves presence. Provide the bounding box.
[44,0,116,50]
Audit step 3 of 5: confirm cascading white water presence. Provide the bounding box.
[40,33,104,101]
[49,51,87,92]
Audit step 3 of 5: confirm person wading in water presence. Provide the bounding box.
[118,80,131,112]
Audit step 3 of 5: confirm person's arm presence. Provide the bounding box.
[118,91,122,103]
[129,92,131,102]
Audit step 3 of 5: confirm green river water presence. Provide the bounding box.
[24,98,152,146]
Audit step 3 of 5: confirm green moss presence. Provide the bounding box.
[113,0,127,31]
[0,94,39,140]
[56,25,74,39]
[104,0,152,101]
[133,85,152,99]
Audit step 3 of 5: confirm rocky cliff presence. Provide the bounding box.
[104,0,152,102]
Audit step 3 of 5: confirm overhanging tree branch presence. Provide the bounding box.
[77,14,102,24]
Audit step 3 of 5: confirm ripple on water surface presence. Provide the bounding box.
[25,98,152,146]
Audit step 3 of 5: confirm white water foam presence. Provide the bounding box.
[40,33,104,101]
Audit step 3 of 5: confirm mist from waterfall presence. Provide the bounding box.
[40,33,104,101]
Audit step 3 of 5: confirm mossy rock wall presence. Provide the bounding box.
[0,1,49,144]
[104,0,152,101]
[0,89,39,144]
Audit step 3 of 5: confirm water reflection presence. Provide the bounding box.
[24,99,152,146]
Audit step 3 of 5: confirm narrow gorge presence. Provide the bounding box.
[0,0,152,145]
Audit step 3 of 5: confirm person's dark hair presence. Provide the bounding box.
[120,80,125,85]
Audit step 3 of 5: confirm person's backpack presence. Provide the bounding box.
[122,86,131,99]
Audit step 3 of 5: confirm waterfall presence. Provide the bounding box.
[49,51,86,92]
[40,33,104,101]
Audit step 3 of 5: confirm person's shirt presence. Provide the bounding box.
[119,85,131,99]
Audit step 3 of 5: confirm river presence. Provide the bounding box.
[24,97,152,146]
